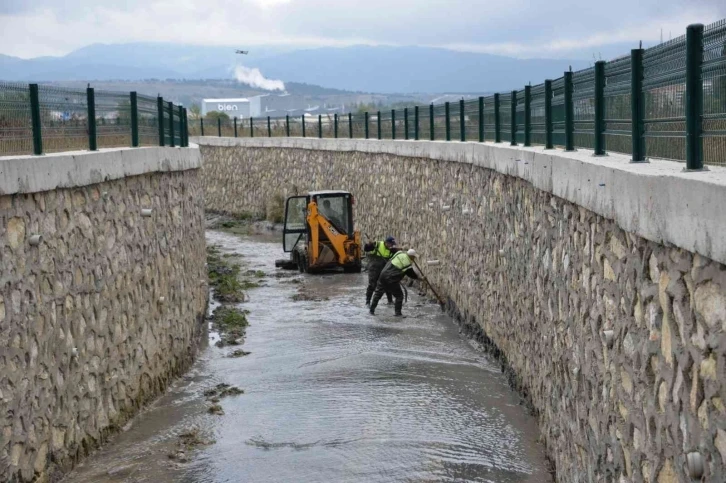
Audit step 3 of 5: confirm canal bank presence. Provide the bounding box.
[64,230,552,483]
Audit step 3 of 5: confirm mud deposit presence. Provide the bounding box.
[63,231,552,483]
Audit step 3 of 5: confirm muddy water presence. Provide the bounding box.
[65,231,553,483]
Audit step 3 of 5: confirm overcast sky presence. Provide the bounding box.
[1,0,724,59]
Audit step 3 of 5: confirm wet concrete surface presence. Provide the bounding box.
[64,231,553,483]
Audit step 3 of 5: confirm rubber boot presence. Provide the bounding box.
[393,298,403,316]
[365,286,374,306]
[369,298,379,315]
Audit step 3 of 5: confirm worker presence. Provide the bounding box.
[363,236,398,306]
[369,248,419,317]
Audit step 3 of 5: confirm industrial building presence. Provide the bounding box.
[203,93,345,119]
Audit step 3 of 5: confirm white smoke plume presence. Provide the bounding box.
[234,65,285,91]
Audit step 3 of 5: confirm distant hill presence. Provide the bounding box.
[0,42,592,93]
[45,79,382,108]
[251,45,591,93]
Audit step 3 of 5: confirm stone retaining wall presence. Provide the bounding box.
[0,148,207,482]
[197,137,726,483]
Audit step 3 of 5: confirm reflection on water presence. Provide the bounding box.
[64,231,552,483]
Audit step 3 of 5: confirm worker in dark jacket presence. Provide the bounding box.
[369,249,419,317]
[364,236,398,306]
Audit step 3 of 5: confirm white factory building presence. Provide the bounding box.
[202,93,325,119]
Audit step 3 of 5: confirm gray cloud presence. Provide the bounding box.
[0,0,724,58]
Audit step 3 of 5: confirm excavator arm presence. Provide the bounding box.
[307,200,351,266]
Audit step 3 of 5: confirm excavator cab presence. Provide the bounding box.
[276,191,362,273]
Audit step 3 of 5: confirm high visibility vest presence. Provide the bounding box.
[390,252,412,271]
[368,241,393,259]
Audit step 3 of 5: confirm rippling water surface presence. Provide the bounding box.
[65,231,552,483]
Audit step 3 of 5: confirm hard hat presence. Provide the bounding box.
[407,249,417,258]
[385,236,396,244]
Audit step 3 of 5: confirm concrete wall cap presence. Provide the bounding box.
[192,136,726,266]
[0,146,201,195]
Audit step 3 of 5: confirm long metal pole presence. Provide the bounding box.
[87,88,97,151]
[29,84,43,155]
[510,90,518,146]
[685,23,704,170]
[524,86,531,147]
[594,61,606,155]
[631,49,645,162]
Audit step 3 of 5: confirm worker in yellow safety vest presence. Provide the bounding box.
[369,249,420,317]
[364,236,398,306]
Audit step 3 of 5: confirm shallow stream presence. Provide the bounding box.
[64,231,552,483]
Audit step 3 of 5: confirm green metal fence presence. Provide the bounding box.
[0,83,188,156]
[182,20,726,168]
[603,56,632,155]
[703,19,726,166]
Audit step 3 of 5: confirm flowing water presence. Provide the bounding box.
[65,231,553,483]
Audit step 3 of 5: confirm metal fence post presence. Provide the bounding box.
[365,112,369,139]
[183,109,187,147]
[334,114,339,138]
[414,106,420,140]
[478,96,484,142]
[168,101,175,147]
[234,117,238,137]
[178,108,183,146]
[459,99,465,142]
[179,108,184,146]
[544,81,553,149]
[250,117,254,137]
[404,108,409,140]
[445,102,451,141]
[200,118,204,137]
[87,87,97,151]
[285,115,290,137]
[268,116,272,137]
[302,115,305,138]
[524,86,532,147]
[377,111,382,140]
[494,94,501,143]
[180,109,185,147]
[511,90,518,146]
[391,109,396,139]
[29,84,43,155]
[631,49,645,162]
[217,117,222,137]
[178,105,183,146]
[318,115,322,138]
[564,71,574,151]
[348,112,353,138]
[130,92,139,147]
[183,109,189,147]
[157,96,165,146]
[686,23,705,170]
[391,110,396,139]
[429,104,434,141]
[594,61,606,155]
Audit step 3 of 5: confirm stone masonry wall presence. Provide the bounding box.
[0,169,207,482]
[200,142,726,483]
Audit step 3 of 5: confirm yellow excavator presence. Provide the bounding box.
[275,190,362,273]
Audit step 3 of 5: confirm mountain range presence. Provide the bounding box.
[1,42,593,94]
